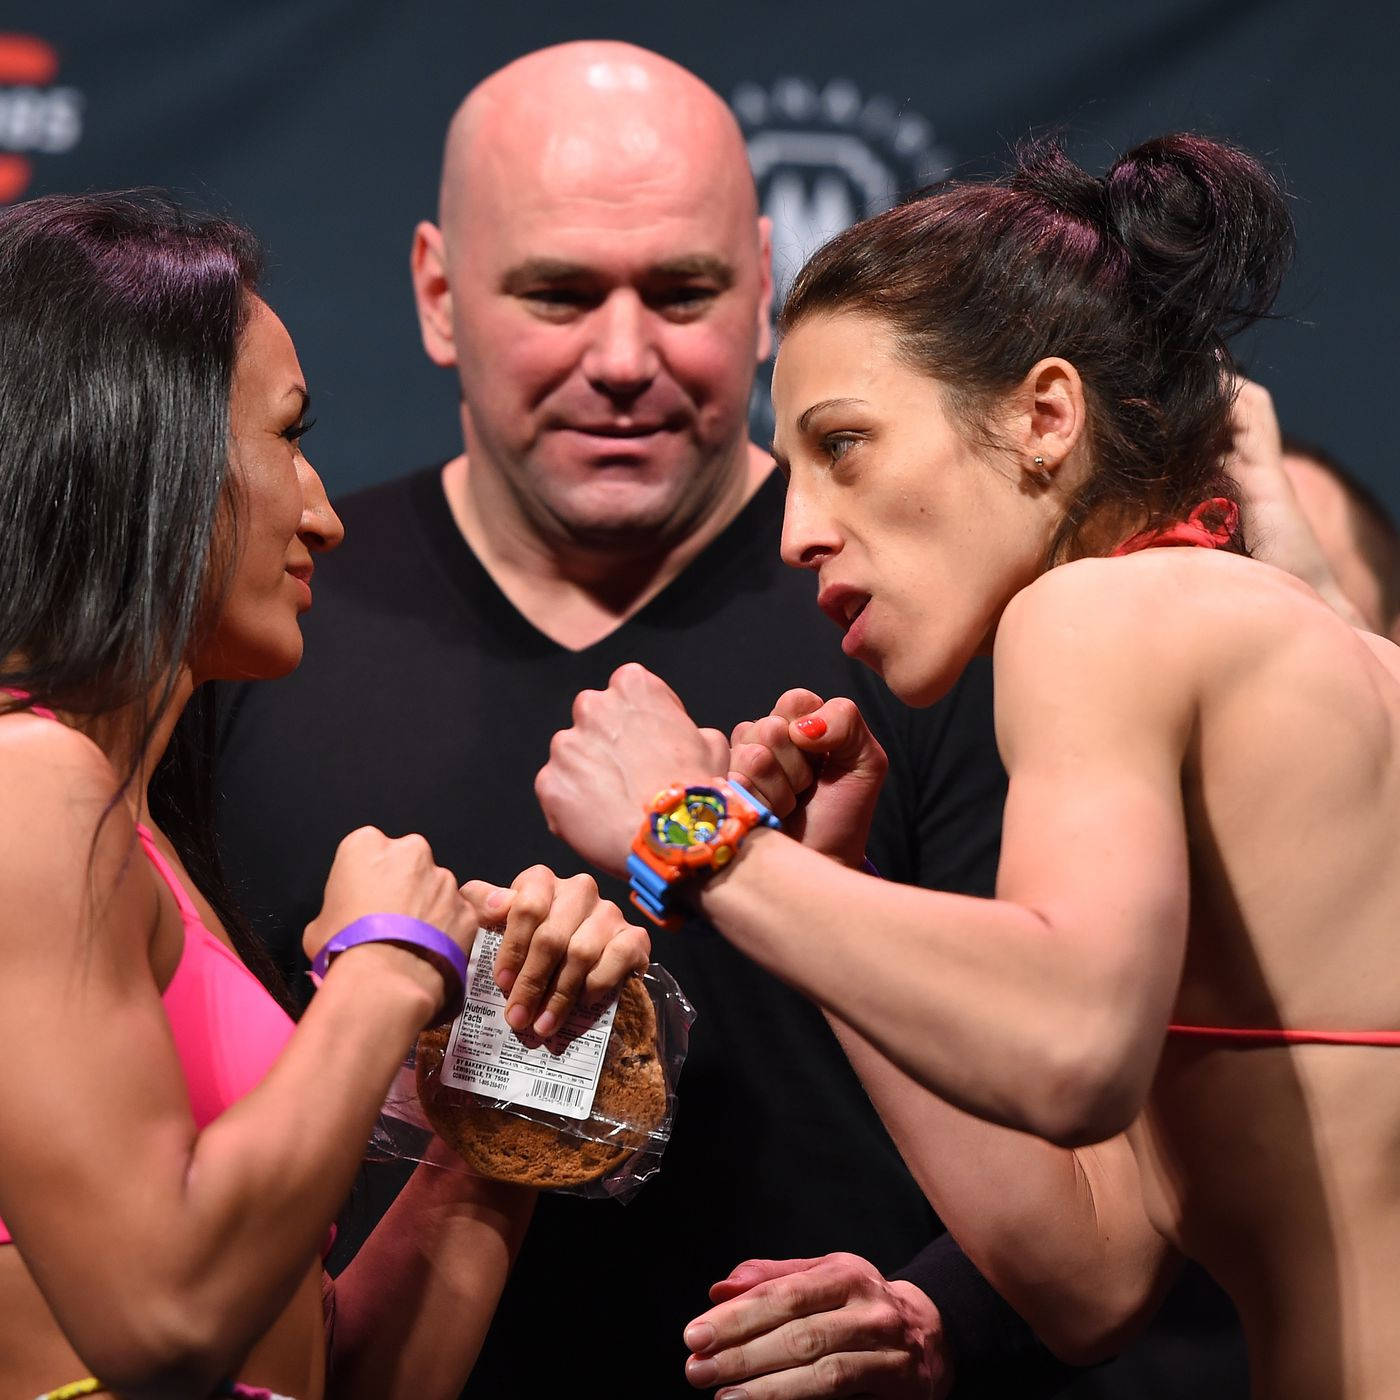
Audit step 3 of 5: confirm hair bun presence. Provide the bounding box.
[1104,133,1293,342]
[1009,136,1109,228]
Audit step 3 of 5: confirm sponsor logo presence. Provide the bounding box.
[0,34,84,203]
[733,76,953,439]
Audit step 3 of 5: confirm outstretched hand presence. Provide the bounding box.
[459,868,649,1039]
[728,690,888,870]
[683,1253,951,1399]
[536,663,731,878]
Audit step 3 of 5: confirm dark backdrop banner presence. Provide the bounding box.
[3,2,1394,507]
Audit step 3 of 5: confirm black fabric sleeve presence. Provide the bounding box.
[893,1232,1084,1398]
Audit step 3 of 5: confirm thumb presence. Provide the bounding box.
[460,879,513,927]
[787,698,886,776]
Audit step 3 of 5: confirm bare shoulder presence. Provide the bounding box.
[0,711,125,833]
[991,554,1266,762]
[0,715,155,961]
[995,554,1195,677]
[999,548,1332,666]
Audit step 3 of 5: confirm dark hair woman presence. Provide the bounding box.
[537,135,1400,1399]
[0,193,648,1400]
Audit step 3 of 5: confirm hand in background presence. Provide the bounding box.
[1228,378,1368,627]
[729,690,888,870]
[683,1253,951,1399]
[536,663,730,878]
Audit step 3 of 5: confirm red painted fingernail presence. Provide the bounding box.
[794,715,827,738]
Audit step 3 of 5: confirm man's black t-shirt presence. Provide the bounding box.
[215,465,1244,1399]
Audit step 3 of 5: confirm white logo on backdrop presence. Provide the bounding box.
[733,76,953,439]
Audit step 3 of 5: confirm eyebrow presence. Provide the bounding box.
[500,254,735,293]
[797,397,868,433]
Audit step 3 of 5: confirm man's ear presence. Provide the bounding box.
[755,214,774,364]
[1009,357,1086,488]
[411,221,457,369]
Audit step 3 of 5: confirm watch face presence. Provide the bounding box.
[650,787,727,849]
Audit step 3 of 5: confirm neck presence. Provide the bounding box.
[85,669,196,826]
[442,441,774,651]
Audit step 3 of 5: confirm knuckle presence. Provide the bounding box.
[790,1319,829,1365]
[754,714,790,745]
[571,687,603,720]
[814,1352,855,1390]
[592,897,625,925]
[531,926,571,959]
[868,1301,901,1337]
[771,1277,805,1315]
[562,871,598,899]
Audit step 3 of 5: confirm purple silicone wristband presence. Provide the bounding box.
[312,913,468,1021]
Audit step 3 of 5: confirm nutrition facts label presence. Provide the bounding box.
[435,926,618,1121]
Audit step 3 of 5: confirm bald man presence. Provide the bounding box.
[216,42,1245,1400]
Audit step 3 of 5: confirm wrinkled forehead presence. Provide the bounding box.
[449,103,760,276]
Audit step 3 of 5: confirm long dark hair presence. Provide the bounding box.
[780,133,1294,561]
[0,191,284,996]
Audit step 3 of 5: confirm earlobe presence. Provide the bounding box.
[1018,357,1086,490]
[411,222,458,369]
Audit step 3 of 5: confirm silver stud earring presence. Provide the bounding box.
[1030,454,1053,487]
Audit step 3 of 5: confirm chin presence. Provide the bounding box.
[194,633,304,685]
[880,648,968,710]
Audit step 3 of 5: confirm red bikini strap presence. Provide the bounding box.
[1112,498,1240,556]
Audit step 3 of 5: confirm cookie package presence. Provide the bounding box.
[372,961,694,1202]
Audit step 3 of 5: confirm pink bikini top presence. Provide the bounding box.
[1113,500,1400,1048]
[0,706,297,1246]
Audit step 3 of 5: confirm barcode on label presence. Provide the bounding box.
[528,1078,587,1110]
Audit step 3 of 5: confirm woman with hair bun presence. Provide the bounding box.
[539,134,1399,1398]
[0,193,648,1400]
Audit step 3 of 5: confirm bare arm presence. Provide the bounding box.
[0,727,459,1396]
[727,684,1182,1362]
[683,571,1194,1144]
[828,1016,1179,1363]
[540,571,1194,1146]
[325,865,647,1398]
[327,1143,534,1399]
[1,724,646,1399]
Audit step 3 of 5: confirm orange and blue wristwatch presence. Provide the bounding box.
[627,778,781,929]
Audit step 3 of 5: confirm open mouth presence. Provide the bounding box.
[818,585,871,632]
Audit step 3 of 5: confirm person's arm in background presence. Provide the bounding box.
[682,664,1153,1399]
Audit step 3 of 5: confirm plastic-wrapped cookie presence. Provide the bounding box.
[416,976,666,1188]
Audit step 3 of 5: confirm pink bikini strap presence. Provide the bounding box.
[133,823,203,927]
[1112,498,1240,556]
[1,686,58,722]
